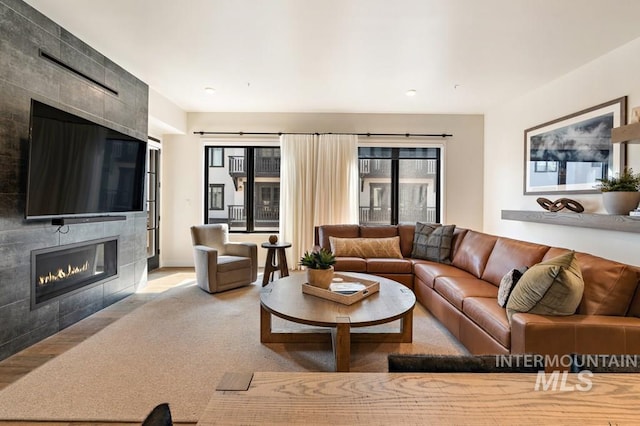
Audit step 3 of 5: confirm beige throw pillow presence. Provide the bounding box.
[506,251,584,323]
[329,236,403,259]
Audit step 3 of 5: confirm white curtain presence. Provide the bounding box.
[314,134,359,226]
[280,133,359,270]
[280,134,318,270]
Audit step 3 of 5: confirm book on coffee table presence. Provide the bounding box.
[329,282,367,294]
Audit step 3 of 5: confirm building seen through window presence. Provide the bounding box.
[205,146,280,232]
[359,147,441,225]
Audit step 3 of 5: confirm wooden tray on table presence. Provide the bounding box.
[301,273,380,305]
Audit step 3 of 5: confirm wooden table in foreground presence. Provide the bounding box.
[198,371,640,425]
[260,272,415,372]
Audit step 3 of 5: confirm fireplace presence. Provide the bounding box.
[31,237,118,309]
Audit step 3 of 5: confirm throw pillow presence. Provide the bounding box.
[411,222,456,264]
[506,251,584,323]
[329,236,403,259]
[497,267,528,308]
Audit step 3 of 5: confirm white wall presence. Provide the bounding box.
[485,37,640,267]
[148,88,188,138]
[161,112,484,267]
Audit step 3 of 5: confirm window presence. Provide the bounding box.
[208,147,224,167]
[208,184,224,210]
[359,147,440,225]
[204,145,280,232]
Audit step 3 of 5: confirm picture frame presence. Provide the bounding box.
[524,97,627,195]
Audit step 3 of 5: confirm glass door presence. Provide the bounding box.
[147,144,160,270]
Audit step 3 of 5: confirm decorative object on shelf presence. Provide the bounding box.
[595,168,640,215]
[268,235,278,244]
[536,197,584,213]
[300,247,336,289]
[631,106,640,124]
[524,97,627,195]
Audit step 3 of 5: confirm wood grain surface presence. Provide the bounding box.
[199,371,640,425]
[260,272,416,327]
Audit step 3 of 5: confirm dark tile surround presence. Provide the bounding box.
[0,0,149,360]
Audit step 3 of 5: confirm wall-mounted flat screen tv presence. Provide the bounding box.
[26,100,147,219]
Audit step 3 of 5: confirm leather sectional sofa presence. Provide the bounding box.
[314,224,640,356]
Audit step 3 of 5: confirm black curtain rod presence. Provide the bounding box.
[194,131,452,138]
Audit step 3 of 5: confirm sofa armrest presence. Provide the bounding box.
[510,313,640,355]
[224,242,256,258]
[224,242,258,281]
[193,245,218,287]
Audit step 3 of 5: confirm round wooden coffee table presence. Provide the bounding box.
[260,272,416,372]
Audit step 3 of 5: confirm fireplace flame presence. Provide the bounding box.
[38,261,90,286]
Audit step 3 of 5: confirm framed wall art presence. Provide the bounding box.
[524,96,627,195]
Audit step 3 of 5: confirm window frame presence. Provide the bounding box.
[358,144,442,225]
[208,147,225,167]
[208,184,225,210]
[203,140,280,233]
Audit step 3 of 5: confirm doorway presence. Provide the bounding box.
[147,141,161,270]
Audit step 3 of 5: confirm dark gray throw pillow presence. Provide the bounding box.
[411,222,456,264]
[497,267,528,307]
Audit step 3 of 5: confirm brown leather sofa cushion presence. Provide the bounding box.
[481,238,549,286]
[398,224,416,257]
[367,258,413,274]
[360,225,398,238]
[575,252,639,316]
[543,248,639,316]
[413,261,475,288]
[625,266,640,317]
[510,313,640,355]
[451,231,498,278]
[334,257,367,272]
[318,225,359,250]
[434,276,498,311]
[463,297,511,348]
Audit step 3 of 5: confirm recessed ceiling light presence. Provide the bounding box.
[405,89,417,97]
[204,87,216,94]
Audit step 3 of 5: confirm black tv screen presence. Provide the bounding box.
[26,100,147,219]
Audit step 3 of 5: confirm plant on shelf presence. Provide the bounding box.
[300,247,336,269]
[595,168,640,215]
[300,247,336,289]
[595,168,640,192]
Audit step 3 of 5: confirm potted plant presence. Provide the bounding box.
[300,247,336,289]
[595,168,640,215]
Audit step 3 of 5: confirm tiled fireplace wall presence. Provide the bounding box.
[0,0,149,360]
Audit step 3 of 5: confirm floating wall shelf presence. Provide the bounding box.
[611,121,640,143]
[501,210,640,233]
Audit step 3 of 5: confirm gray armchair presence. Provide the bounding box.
[190,224,258,293]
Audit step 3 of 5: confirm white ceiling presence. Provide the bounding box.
[23,0,640,114]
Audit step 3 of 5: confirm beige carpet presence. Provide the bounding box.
[0,279,466,423]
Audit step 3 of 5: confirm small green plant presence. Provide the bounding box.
[596,168,640,192]
[299,247,336,269]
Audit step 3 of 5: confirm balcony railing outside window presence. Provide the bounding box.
[359,147,441,225]
[205,146,280,232]
[227,204,279,229]
[359,206,436,224]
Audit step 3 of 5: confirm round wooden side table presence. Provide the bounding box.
[261,242,291,286]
